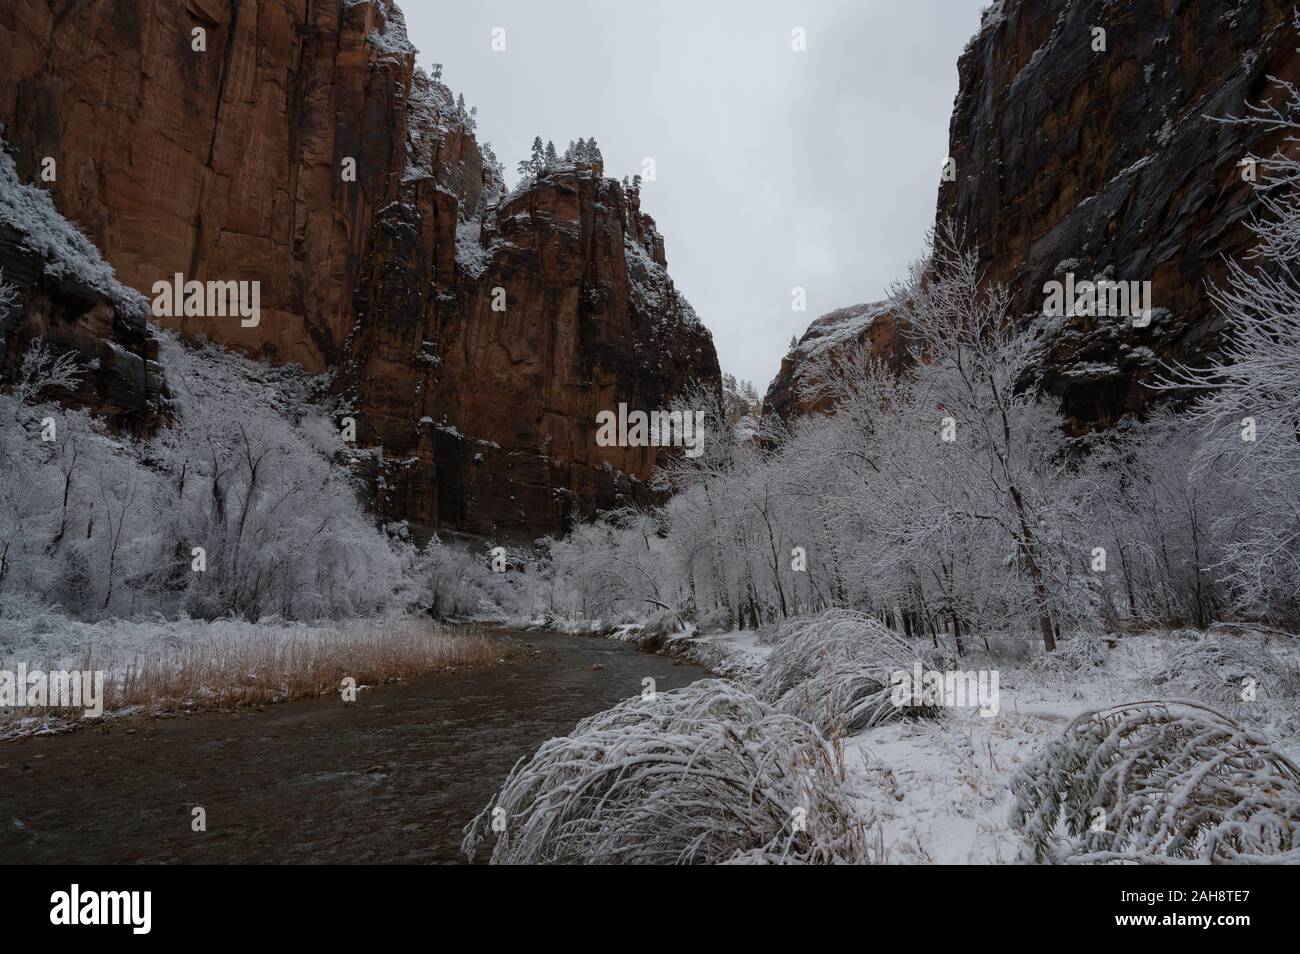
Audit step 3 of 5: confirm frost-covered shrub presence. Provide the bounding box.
[462,679,869,865]
[755,608,935,736]
[418,534,537,621]
[1011,700,1300,863]
[1028,632,1110,678]
[983,633,1038,664]
[1150,633,1299,709]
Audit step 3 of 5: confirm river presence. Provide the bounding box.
[0,629,706,864]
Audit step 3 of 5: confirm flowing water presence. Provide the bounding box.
[0,629,705,864]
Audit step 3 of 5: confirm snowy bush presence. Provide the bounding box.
[1028,632,1111,678]
[755,609,938,736]
[1150,632,1299,713]
[462,679,870,864]
[1011,700,1300,863]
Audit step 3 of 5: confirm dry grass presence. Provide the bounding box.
[1,620,505,734]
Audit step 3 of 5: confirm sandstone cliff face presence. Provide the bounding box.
[768,0,1300,428]
[355,154,718,537]
[1,0,403,369]
[762,302,903,420]
[0,0,719,536]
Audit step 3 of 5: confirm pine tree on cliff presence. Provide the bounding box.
[544,140,558,169]
[517,136,545,180]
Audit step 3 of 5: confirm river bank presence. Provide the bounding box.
[503,613,1300,863]
[0,629,707,863]
[0,616,506,741]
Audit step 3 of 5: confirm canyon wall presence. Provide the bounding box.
[767,0,1300,428]
[0,0,718,537]
[0,148,164,433]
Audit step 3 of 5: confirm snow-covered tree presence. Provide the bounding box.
[1161,77,1300,620]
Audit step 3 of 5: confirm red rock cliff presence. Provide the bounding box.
[0,0,719,536]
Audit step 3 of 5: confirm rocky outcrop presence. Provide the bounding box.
[768,0,1300,429]
[0,0,719,536]
[1,0,402,369]
[0,149,164,433]
[762,302,903,420]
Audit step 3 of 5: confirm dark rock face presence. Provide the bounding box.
[0,0,719,537]
[944,0,1299,428]
[768,0,1300,429]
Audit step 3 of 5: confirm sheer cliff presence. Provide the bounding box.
[0,0,719,536]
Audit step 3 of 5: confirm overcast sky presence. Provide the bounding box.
[401,0,990,392]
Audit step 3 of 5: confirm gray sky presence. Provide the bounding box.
[401,0,990,392]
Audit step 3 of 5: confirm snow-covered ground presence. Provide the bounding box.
[667,623,1300,864]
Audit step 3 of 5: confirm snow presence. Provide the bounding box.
[790,301,892,363]
[362,0,416,58]
[1061,360,1123,380]
[403,67,468,183]
[623,232,703,331]
[0,143,148,319]
[979,1,1006,31]
[693,628,773,662]
[455,217,493,279]
[1111,153,1154,182]
[678,625,1300,864]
